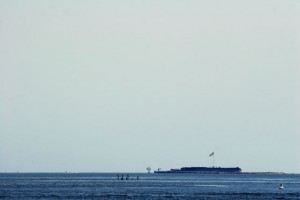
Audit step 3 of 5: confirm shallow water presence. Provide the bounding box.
[0,173,299,199]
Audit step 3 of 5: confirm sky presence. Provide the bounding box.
[0,0,300,173]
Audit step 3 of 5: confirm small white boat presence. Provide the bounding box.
[279,184,284,190]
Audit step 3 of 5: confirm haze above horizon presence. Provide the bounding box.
[0,0,299,173]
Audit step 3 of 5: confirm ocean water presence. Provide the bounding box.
[0,173,299,199]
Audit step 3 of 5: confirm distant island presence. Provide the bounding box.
[154,167,285,174]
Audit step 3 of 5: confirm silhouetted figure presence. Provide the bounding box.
[121,174,124,180]
[137,176,139,180]
[126,174,129,180]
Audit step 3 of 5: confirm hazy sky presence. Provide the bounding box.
[1,0,300,173]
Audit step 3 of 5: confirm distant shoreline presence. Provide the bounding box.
[0,172,298,175]
[241,172,286,174]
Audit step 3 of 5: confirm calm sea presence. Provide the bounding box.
[0,173,299,199]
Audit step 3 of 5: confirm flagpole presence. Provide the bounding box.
[209,152,215,167]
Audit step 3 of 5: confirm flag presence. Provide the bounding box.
[209,152,214,157]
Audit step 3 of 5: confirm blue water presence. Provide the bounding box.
[0,173,299,199]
